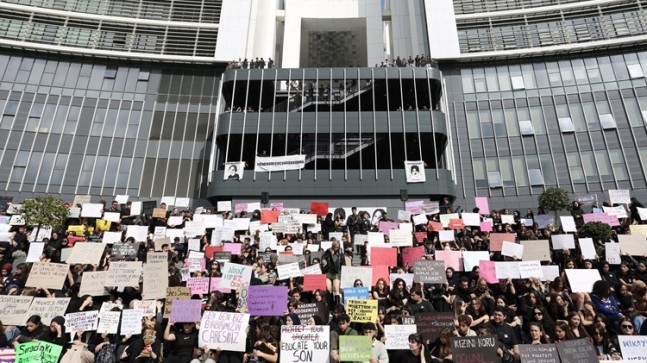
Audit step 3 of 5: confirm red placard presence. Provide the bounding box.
[489,233,516,252]
[205,245,223,259]
[402,246,425,268]
[448,219,465,230]
[310,202,329,217]
[415,232,427,243]
[66,235,86,247]
[261,210,280,224]
[303,274,327,291]
[427,221,444,232]
[372,265,390,286]
[370,247,397,266]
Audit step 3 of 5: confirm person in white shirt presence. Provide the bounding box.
[363,323,389,363]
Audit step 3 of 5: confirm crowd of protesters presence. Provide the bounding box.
[0,195,645,362]
[228,58,274,70]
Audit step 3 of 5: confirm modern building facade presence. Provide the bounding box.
[0,0,646,211]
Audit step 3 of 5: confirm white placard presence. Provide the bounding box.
[103,212,121,223]
[217,201,232,212]
[461,213,480,226]
[9,215,24,225]
[385,324,418,350]
[199,312,249,351]
[103,231,123,244]
[203,215,224,228]
[130,201,142,216]
[397,210,412,221]
[606,242,622,265]
[603,205,628,219]
[126,225,149,242]
[166,228,184,242]
[618,234,647,256]
[560,216,577,232]
[618,335,647,361]
[167,216,183,226]
[97,310,121,334]
[412,214,427,225]
[389,229,411,247]
[184,221,206,238]
[81,203,104,218]
[161,196,175,208]
[462,251,490,272]
[501,215,515,224]
[637,207,647,221]
[341,266,373,288]
[518,261,543,279]
[578,238,597,260]
[501,241,524,259]
[26,242,45,262]
[120,309,144,335]
[565,269,602,293]
[115,195,129,204]
[277,262,302,280]
[541,265,560,281]
[188,239,201,252]
[495,262,520,279]
[175,198,190,208]
[68,207,81,219]
[300,264,322,275]
[551,234,575,250]
[65,310,99,332]
[367,232,385,244]
[438,230,455,242]
[609,189,631,204]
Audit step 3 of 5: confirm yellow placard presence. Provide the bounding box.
[346,298,377,323]
[630,225,647,237]
[95,219,111,231]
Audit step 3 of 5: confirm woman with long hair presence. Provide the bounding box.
[526,322,549,344]
[590,324,622,360]
[250,322,278,363]
[321,241,345,305]
[567,312,588,339]
[530,306,556,341]
[372,278,390,300]
[553,321,574,343]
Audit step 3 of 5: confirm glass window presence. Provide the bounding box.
[582,102,600,130]
[138,69,151,81]
[521,65,536,89]
[479,109,493,138]
[628,64,645,79]
[462,70,475,94]
[594,150,613,182]
[568,102,587,131]
[3,101,18,116]
[559,60,576,86]
[511,76,525,90]
[491,109,506,137]
[500,156,514,187]
[519,120,534,135]
[528,169,544,185]
[513,156,528,186]
[581,151,597,182]
[572,59,589,84]
[623,97,643,127]
[497,66,512,91]
[609,149,629,181]
[504,108,519,136]
[599,114,616,129]
[567,153,585,183]
[467,110,481,139]
[539,154,557,185]
[488,171,503,188]
[558,117,575,132]
[529,106,546,134]
[485,68,499,92]
[105,67,117,79]
[473,158,487,188]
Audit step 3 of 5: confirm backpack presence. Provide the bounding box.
[95,343,118,363]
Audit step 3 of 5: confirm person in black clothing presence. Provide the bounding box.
[406,287,435,314]
[322,213,336,240]
[163,322,199,363]
[12,315,50,345]
[322,241,345,306]
[487,306,519,361]
[346,207,360,243]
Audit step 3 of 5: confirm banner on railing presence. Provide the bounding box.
[224,162,245,180]
[405,160,426,183]
[255,155,306,172]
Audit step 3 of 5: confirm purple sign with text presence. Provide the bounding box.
[170,299,202,323]
[247,286,288,316]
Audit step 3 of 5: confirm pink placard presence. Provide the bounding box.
[371,247,397,266]
[235,203,247,213]
[223,243,242,255]
[583,213,620,227]
[434,250,463,271]
[379,221,399,235]
[475,197,490,215]
[270,202,283,211]
[405,201,424,214]
[479,260,498,283]
[209,277,231,293]
[402,246,425,267]
[490,233,516,252]
[480,221,492,232]
[187,277,209,294]
[372,265,390,286]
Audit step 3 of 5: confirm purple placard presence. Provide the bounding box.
[378,221,399,236]
[583,212,620,226]
[475,197,490,215]
[223,243,242,255]
[235,203,247,213]
[247,286,288,316]
[170,299,202,323]
[270,202,284,211]
[405,201,424,214]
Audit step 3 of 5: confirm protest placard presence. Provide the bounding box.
[618,335,647,361]
[248,286,288,316]
[370,247,397,266]
[604,205,628,219]
[385,324,417,350]
[474,197,490,214]
[110,243,139,259]
[126,225,149,242]
[618,234,647,256]
[439,213,459,228]
[402,246,425,267]
[303,274,327,292]
[97,310,120,334]
[565,269,602,293]
[342,287,370,305]
[164,287,191,317]
[606,242,622,264]
[15,341,63,363]
[81,203,103,218]
[460,212,480,227]
[0,295,33,325]
[186,277,209,295]
[339,336,372,362]
[346,298,377,323]
[170,299,202,323]
[490,233,516,251]
[65,310,99,332]
[518,261,543,279]
[519,240,551,261]
[479,260,498,283]
[300,264,322,276]
[541,265,560,281]
[462,251,489,272]
[277,262,302,280]
[451,335,499,363]
[66,242,106,265]
[121,309,144,335]
[560,216,577,232]
[367,232,385,244]
[438,230,454,242]
[132,301,155,317]
[578,238,597,259]
[108,261,142,286]
[416,312,454,342]
[26,297,71,325]
[388,229,411,247]
[199,311,249,351]
[609,189,631,204]
[142,253,168,300]
[25,262,68,290]
[78,271,111,297]
[26,242,45,263]
[552,234,576,250]
[413,260,447,284]
[434,250,462,271]
[220,263,253,290]
[501,241,524,259]
[555,338,598,363]
[280,325,329,363]
[341,266,373,288]
[495,261,520,279]
[519,344,560,363]
[296,301,328,323]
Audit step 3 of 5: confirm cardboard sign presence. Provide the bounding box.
[618,234,647,256]
[490,233,516,252]
[384,324,417,350]
[346,298,377,323]
[108,261,142,286]
[565,269,602,293]
[370,247,397,266]
[520,239,551,261]
[555,338,598,363]
[121,309,144,335]
[111,243,138,259]
[402,246,425,267]
[26,297,71,325]
[0,295,33,325]
[303,274,327,292]
[280,325,329,363]
[618,335,647,361]
[97,310,121,334]
[15,341,63,363]
[416,312,454,342]
[79,271,110,296]
[413,260,447,284]
[199,312,249,351]
[519,344,559,363]
[451,335,499,363]
[170,299,202,323]
[248,286,288,316]
[341,266,373,288]
[163,286,191,317]
[67,242,106,265]
[339,336,372,361]
[220,263,253,290]
[25,262,68,290]
[142,253,168,300]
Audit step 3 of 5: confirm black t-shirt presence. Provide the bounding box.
[169,330,199,357]
[488,322,517,350]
